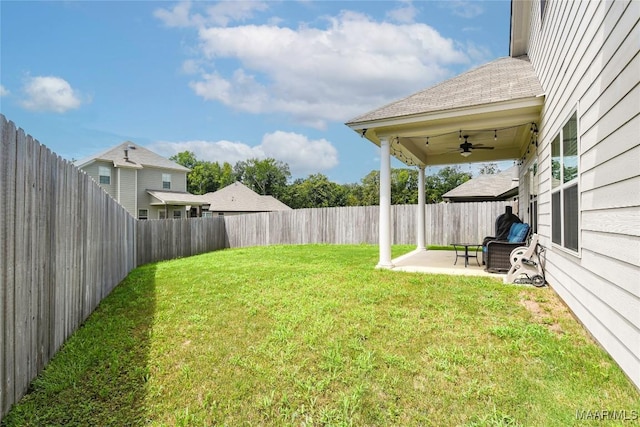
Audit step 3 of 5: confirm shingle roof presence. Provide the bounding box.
[75,141,190,172]
[346,55,543,125]
[202,182,292,212]
[443,166,519,200]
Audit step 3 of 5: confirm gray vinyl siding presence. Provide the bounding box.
[137,168,187,194]
[527,0,639,387]
[136,168,188,219]
[117,168,137,216]
[82,161,116,198]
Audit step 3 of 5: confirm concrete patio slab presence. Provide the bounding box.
[390,248,506,279]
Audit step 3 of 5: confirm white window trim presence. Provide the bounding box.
[162,173,171,190]
[550,107,581,256]
[98,166,111,185]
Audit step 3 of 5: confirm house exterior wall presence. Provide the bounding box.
[81,163,188,219]
[83,160,117,198]
[117,168,137,216]
[526,0,639,387]
[136,167,188,219]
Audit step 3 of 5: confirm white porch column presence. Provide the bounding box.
[417,165,426,250]
[377,137,393,268]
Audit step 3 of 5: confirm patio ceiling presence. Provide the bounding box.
[346,56,545,166]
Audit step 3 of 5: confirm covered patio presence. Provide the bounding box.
[346,55,544,272]
[147,190,211,218]
[392,248,504,278]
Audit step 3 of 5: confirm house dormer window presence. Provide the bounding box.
[98,166,111,185]
[162,173,171,189]
[551,110,579,252]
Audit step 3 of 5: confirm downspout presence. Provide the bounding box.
[417,165,426,250]
[377,137,393,268]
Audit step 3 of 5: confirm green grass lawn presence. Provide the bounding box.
[3,245,638,426]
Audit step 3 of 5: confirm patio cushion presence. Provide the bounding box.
[507,223,529,243]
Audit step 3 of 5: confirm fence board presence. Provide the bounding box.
[1,117,17,414]
[0,117,5,415]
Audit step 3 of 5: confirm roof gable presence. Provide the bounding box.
[75,141,190,172]
[346,56,542,126]
[203,182,292,212]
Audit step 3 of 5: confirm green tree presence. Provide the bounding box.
[359,170,380,206]
[478,163,500,175]
[341,183,365,206]
[352,168,420,206]
[391,168,418,204]
[218,162,236,188]
[188,163,217,194]
[283,174,347,208]
[170,151,199,170]
[425,166,472,203]
[234,158,291,198]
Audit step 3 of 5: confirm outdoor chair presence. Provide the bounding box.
[484,223,531,273]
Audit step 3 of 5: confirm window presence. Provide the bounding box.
[162,173,171,190]
[551,111,579,251]
[159,211,166,219]
[173,210,182,219]
[139,209,148,220]
[99,166,111,185]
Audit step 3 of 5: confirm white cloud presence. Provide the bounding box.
[148,139,262,166]
[181,59,202,75]
[386,0,419,24]
[202,1,269,27]
[0,85,9,96]
[147,131,338,176]
[154,0,268,28]
[261,131,338,174]
[154,0,200,28]
[442,1,484,19]
[21,76,82,113]
[180,9,468,128]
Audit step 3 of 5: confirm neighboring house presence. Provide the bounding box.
[76,141,209,219]
[443,166,519,203]
[346,1,639,388]
[202,181,292,216]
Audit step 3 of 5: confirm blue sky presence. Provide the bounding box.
[1,0,513,184]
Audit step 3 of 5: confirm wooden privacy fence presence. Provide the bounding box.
[139,202,509,264]
[0,114,510,419]
[136,216,227,266]
[0,116,136,417]
[221,202,507,248]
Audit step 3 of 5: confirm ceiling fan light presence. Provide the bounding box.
[460,150,472,157]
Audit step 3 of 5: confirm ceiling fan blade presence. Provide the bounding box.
[472,146,495,150]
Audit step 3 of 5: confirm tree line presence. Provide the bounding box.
[169,151,498,209]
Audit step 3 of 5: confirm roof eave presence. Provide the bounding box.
[348,96,545,142]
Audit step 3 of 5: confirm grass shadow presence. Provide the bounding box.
[1,263,157,427]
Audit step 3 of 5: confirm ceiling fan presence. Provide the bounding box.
[453,135,495,157]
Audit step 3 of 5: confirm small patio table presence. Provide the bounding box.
[451,243,482,267]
